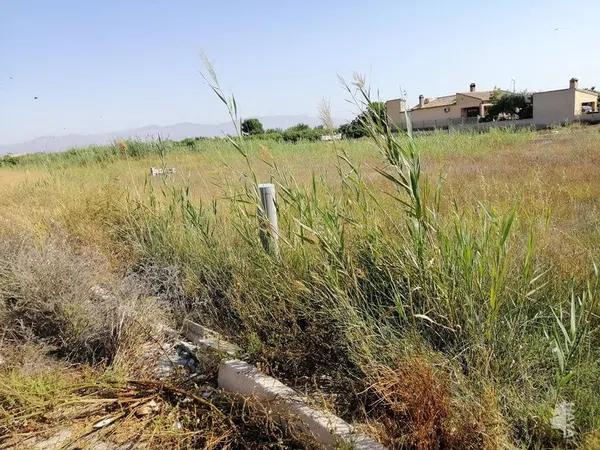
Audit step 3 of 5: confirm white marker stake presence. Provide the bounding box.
[258,183,279,257]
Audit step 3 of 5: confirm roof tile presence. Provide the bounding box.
[411,91,494,110]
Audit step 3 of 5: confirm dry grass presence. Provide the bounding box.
[1,127,598,273]
[366,355,509,450]
[1,125,599,448]
[0,353,316,449]
[0,233,165,363]
[430,128,600,275]
[369,357,452,449]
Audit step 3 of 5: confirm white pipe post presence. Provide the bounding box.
[258,183,279,257]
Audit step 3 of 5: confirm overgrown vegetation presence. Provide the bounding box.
[339,101,387,138]
[242,118,331,142]
[1,77,600,447]
[485,89,533,120]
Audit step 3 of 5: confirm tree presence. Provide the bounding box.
[339,102,387,139]
[486,90,533,120]
[241,118,264,135]
[588,87,600,111]
[282,123,324,142]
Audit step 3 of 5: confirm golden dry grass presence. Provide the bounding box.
[1,126,598,273]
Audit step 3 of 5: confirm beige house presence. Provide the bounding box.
[386,83,494,130]
[387,78,599,131]
[533,78,598,125]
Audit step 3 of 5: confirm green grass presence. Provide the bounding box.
[0,125,535,170]
[1,118,599,447]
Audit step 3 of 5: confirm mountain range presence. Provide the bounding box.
[0,115,342,155]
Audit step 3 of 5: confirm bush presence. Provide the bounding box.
[281,123,326,142]
[262,131,284,141]
[0,154,19,167]
[248,129,284,141]
[0,235,165,363]
[179,137,202,147]
[248,124,327,142]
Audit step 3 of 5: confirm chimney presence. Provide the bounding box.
[418,94,424,107]
[470,83,476,92]
[569,77,579,89]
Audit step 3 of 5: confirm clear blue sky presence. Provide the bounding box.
[1,0,599,144]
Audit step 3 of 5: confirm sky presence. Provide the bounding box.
[1,0,599,144]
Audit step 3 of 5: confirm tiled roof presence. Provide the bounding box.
[458,91,494,102]
[411,94,456,110]
[411,91,494,110]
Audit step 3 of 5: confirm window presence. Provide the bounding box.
[463,107,480,118]
[581,102,596,114]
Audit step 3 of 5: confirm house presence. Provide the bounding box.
[386,83,495,130]
[532,78,598,126]
[386,78,600,131]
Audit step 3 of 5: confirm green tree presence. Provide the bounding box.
[241,118,264,135]
[486,90,532,120]
[339,102,387,139]
[287,123,310,131]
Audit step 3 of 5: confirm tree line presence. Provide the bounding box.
[240,102,388,141]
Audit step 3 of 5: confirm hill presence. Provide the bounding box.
[0,115,343,155]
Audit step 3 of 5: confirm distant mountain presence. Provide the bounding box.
[0,115,343,155]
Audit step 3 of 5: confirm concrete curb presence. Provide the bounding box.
[219,359,385,449]
[182,319,386,450]
[183,319,240,356]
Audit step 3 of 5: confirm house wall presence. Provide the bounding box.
[456,94,482,109]
[533,89,575,125]
[574,90,598,114]
[387,99,461,130]
[409,104,461,128]
[456,94,488,117]
[407,95,487,129]
[385,99,407,129]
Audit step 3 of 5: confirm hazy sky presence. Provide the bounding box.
[1,0,599,144]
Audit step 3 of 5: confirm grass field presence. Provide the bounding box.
[1,124,599,448]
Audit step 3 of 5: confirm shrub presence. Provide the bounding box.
[262,131,284,141]
[248,129,284,141]
[0,154,19,167]
[281,123,326,142]
[0,235,165,363]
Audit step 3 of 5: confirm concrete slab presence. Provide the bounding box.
[219,360,386,450]
[182,319,240,356]
[183,320,386,449]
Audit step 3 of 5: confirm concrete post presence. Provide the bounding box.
[258,183,279,257]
